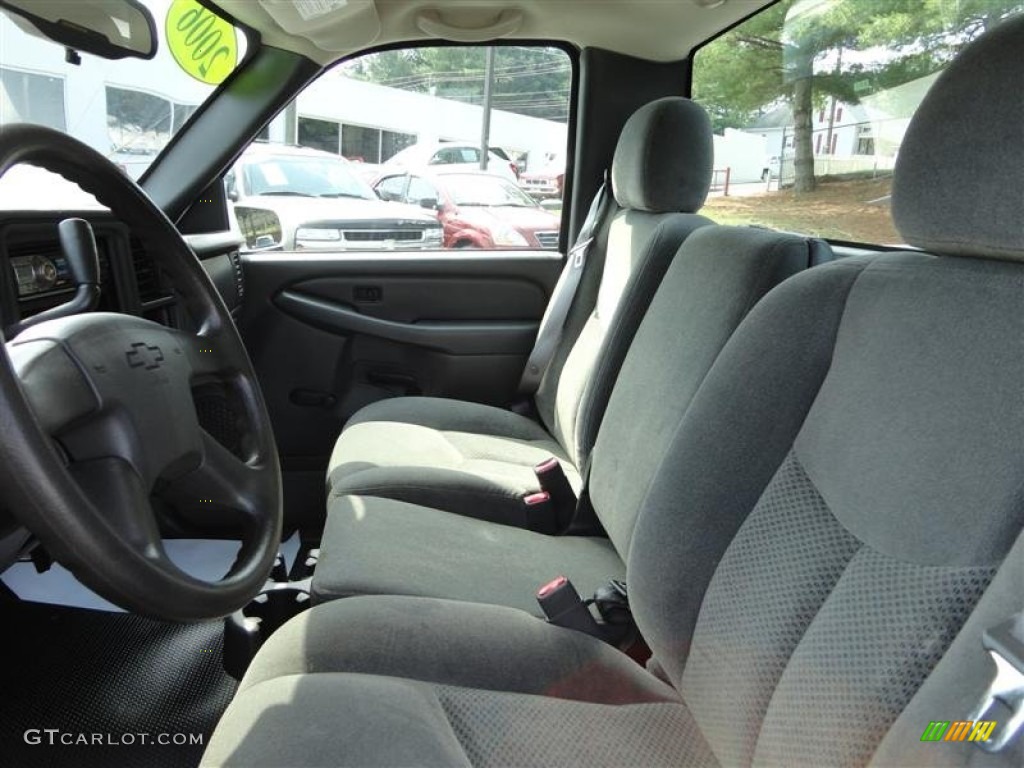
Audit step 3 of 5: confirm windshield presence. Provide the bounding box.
[243,155,376,200]
[0,0,245,205]
[445,174,538,207]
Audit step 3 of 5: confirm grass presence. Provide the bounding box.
[701,176,903,245]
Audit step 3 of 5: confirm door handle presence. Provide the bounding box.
[367,371,421,395]
[353,285,382,303]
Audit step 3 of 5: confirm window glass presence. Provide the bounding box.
[407,176,439,204]
[0,67,65,130]
[375,175,408,202]
[243,154,375,200]
[107,87,172,177]
[381,129,416,161]
[0,0,246,197]
[444,174,537,208]
[693,0,1023,244]
[172,103,198,133]
[235,44,570,253]
[435,147,478,164]
[341,123,380,163]
[298,117,340,154]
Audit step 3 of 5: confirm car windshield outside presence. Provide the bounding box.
[445,174,538,207]
[0,0,246,206]
[244,155,376,200]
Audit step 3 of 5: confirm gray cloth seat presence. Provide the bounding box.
[205,18,1024,768]
[325,396,583,527]
[326,96,715,528]
[313,225,816,609]
[202,596,717,767]
[312,496,624,612]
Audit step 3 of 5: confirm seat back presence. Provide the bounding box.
[534,97,714,467]
[588,225,821,558]
[625,15,1024,766]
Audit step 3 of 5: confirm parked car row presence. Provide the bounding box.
[228,142,560,252]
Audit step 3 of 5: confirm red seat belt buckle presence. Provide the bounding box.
[532,457,578,532]
[535,575,601,635]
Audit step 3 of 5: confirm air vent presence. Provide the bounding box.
[7,239,55,260]
[228,250,245,302]
[129,236,171,304]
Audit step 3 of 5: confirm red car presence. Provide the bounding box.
[373,170,561,250]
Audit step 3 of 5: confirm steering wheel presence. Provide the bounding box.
[0,125,282,621]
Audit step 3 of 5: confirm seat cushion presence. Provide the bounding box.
[312,495,624,614]
[326,396,581,527]
[202,597,717,768]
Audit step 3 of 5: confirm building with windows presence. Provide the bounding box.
[731,70,944,185]
[0,24,566,180]
[262,70,566,171]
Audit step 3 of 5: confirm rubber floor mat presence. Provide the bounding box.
[0,600,236,768]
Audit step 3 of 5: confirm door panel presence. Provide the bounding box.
[237,250,562,466]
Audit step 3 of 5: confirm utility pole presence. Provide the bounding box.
[479,47,495,171]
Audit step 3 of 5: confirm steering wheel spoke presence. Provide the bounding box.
[170,327,238,380]
[68,456,166,564]
[161,430,265,521]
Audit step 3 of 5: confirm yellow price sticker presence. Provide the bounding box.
[165,0,237,85]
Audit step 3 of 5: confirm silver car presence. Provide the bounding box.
[227,143,443,251]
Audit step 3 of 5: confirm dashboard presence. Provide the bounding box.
[0,212,244,335]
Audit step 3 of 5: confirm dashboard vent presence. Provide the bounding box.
[228,250,245,303]
[129,237,170,304]
[7,239,55,260]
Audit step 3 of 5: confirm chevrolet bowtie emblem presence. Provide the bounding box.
[126,342,165,370]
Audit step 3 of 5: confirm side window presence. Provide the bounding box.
[0,67,65,131]
[692,0,1024,245]
[107,86,171,180]
[298,117,340,153]
[375,175,408,202]
[232,45,571,253]
[407,177,440,207]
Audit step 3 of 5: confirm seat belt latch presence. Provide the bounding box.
[534,457,578,531]
[522,491,557,534]
[536,576,602,635]
[967,613,1024,753]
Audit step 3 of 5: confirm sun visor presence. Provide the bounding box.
[256,0,380,52]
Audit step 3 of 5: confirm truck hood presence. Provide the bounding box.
[455,205,560,232]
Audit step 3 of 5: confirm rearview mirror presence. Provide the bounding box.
[418,197,439,211]
[0,0,157,60]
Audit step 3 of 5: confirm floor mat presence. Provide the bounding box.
[0,600,236,768]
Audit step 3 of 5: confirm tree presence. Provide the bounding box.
[693,0,1023,193]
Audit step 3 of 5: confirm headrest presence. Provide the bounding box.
[892,14,1024,261]
[611,97,713,213]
